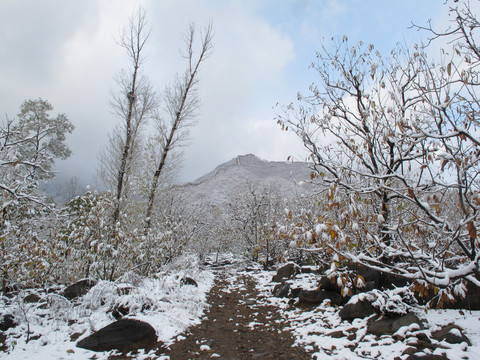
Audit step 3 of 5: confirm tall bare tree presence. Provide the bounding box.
[99,8,157,225]
[143,23,213,233]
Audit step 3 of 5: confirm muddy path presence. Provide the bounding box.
[157,268,311,360]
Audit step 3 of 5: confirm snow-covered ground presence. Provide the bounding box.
[2,256,479,360]
[252,268,480,360]
[0,254,215,360]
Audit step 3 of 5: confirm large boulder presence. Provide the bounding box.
[298,289,344,306]
[340,299,377,321]
[272,263,300,283]
[63,279,97,301]
[77,319,157,352]
[367,313,424,336]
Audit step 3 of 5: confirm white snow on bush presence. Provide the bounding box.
[0,254,214,360]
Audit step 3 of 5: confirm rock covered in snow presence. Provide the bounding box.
[339,299,377,321]
[367,313,424,336]
[431,323,471,346]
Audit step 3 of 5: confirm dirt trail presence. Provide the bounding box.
[158,268,311,360]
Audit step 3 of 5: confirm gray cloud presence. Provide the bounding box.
[0,0,450,191]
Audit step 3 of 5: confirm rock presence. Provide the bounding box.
[2,284,18,297]
[63,279,96,301]
[340,299,377,321]
[24,293,41,303]
[360,267,380,284]
[402,347,418,356]
[110,304,130,320]
[414,339,436,351]
[326,330,345,338]
[180,277,198,287]
[367,313,424,336]
[0,314,16,331]
[318,276,342,294]
[457,282,480,310]
[244,299,256,306]
[355,265,409,290]
[443,283,480,310]
[273,283,290,298]
[414,332,431,343]
[77,319,157,352]
[363,281,376,292]
[272,263,300,283]
[300,267,313,274]
[300,267,322,274]
[290,288,302,298]
[298,289,344,306]
[347,333,356,341]
[431,324,471,346]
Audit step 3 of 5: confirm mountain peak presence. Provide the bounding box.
[233,153,265,165]
[180,154,312,206]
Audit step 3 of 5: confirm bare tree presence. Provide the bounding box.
[143,23,213,234]
[99,8,157,225]
[228,182,284,265]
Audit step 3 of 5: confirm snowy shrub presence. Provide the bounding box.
[82,281,119,310]
[167,253,201,275]
[352,287,417,317]
[45,293,73,321]
[370,288,417,316]
[0,99,74,291]
[116,271,144,287]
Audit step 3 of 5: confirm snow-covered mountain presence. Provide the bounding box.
[175,154,313,206]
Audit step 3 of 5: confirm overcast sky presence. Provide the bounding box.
[0,0,449,189]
